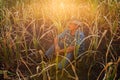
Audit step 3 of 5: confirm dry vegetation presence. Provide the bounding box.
[0,0,120,80]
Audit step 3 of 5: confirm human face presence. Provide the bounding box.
[68,23,78,31]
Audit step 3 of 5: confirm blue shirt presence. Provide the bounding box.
[58,28,84,48]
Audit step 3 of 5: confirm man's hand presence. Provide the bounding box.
[58,46,75,54]
[55,45,60,54]
[66,46,74,52]
[54,37,75,55]
[54,37,61,55]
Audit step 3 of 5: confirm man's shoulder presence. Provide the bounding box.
[76,28,83,33]
[61,29,69,34]
[75,29,85,37]
[64,29,69,32]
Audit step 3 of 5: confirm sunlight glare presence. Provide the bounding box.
[60,2,65,9]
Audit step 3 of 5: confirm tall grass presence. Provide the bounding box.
[0,0,120,80]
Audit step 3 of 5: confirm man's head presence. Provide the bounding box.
[68,20,81,31]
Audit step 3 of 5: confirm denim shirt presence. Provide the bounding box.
[58,28,84,49]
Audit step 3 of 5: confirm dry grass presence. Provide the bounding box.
[0,0,120,80]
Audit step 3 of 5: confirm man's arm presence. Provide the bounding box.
[59,46,75,54]
[54,37,60,53]
[54,37,75,54]
[54,30,67,54]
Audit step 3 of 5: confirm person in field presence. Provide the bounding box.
[45,19,85,69]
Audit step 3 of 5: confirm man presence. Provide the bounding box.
[45,19,85,69]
